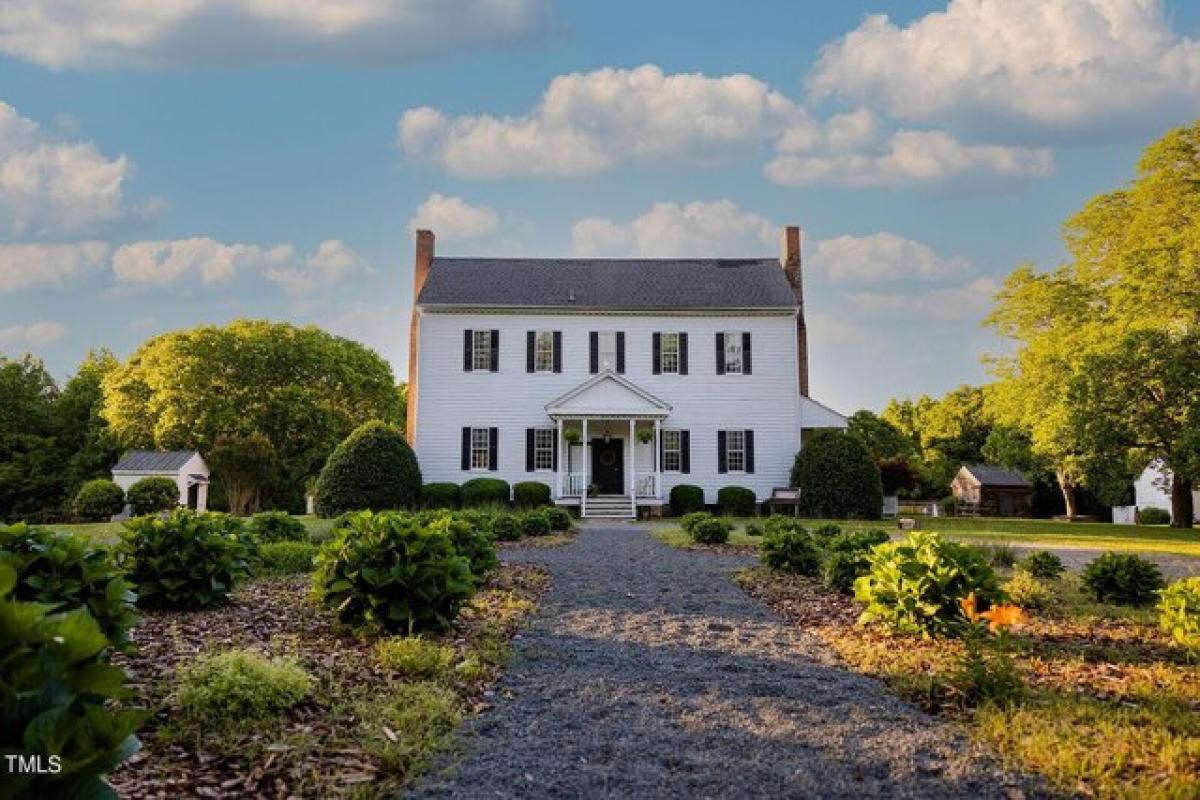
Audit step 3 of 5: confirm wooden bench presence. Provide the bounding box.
[768,487,801,517]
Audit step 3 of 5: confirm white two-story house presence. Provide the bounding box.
[404,226,846,519]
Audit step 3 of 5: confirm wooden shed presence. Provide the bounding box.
[950,464,1033,518]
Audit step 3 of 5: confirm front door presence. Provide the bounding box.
[590,438,624,495]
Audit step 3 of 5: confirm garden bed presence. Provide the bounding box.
[737,567,1200,798]
[110,564,549,798]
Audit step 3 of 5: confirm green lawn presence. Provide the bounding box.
[46,515,334,546]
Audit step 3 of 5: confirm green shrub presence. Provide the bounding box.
[258,541,318,575]
[0,562,144,799]
[117,509,255,609]
[375,637,456,679]
[1016,550,1064,579]
[809,523,844,543]
[669,484,705,516]
[247,510,308,543]
[72,479,125,521]
[1157,577,1200,656]
[427,513,497,580]
[1137,507,1171,525]
[546,507,572,532]
[823,550,870,594]
[690,517,733,545]
[314,421,422,517]
[491,514,521,541]
[513,481,552,508]
[1081,552,1165,606]
[826,529,890,554]
[421,482,461,510]
[519,510,551,537]
[744,522,763,537]
[312,511,474,633]
[854,532,1002,637]
[175,649,311,725]
[717,486,757,517]
[762,529,821,575]
[451,508,495,534]
[680,511,712,534]
[790,429,883,519]
[980,542,1018,568]
[460,478,511,507]
[764,515,803,537]
[0,522,138,647]
[127,476,179,516]
[1003,570,1053,611]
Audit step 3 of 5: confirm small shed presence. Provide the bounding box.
[111,450,210,515]
[950,464,1032,518]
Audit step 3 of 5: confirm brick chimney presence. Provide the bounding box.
[406,230,434,444]
[780,226,810,397]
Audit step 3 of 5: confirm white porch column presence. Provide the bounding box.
[581,418,589,517]
[654,417,662,500]
[629,417,637,517]
[555,417,564,500]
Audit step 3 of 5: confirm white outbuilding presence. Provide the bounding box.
[1112,459,1200,525]
[111,450,210,515]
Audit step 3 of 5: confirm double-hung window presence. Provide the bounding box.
[533,429,555,470]
[660,333,680,374]
[662,429,682,472]
[534,331,555,372]
[725,429,746,472]
[723,332,743,374]
[472,330,492,371]
[470,428,491,470]
[597,332,617,371]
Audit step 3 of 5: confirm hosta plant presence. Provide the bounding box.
[117,510,255,609]
[853,532,1002,637]
[1157,577,1200,657]
[312,511,475,634]
[0,523,138,648]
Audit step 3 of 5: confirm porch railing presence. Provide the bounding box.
[563,472,587,497]
[636,474,657,498]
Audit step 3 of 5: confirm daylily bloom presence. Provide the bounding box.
[980,604,1025,632]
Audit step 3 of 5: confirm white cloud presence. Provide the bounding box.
[0,0,554,69]
[844,276,1001,321]
[264,239,367,298]
[399,64,801,178]
[572,200,777,257]
[407,194,498,242]
[766,130,1054,187]
[810,233,971,283]
[808,0,1200,138]
[0,241,110,293]
[0,320,67,348]
[0,102,137,237]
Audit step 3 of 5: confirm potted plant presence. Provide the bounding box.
[587,483,600,498]
[564,427,581,445]
[636,428,654,445]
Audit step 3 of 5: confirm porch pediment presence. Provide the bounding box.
[545,371,671,418]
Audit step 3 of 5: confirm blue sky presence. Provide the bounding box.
[2,0,1199,413]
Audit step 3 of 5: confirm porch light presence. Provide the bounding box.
[603,422,612,444]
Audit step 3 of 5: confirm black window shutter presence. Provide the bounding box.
[659,429,665,467]
[679,333,689,375]
[489,330,500,372]
[652,333,661,374]
[616,332,625,374]
[488,427,499,471]
[589,332,598,374]
[552,431,559,471]
[525,428,535,472]
[680,430,691,474]
[743,332,752,375]
[463,330,473,372]
[715,332,726,375]
[717,430,728,473]
[553,332,562,373]
[461,427,471,470]
[745,430,755,474]
[526,331,535,373]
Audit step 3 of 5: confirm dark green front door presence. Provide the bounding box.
[590,439,624,495]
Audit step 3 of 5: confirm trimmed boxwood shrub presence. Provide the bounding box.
[1158,577,1200,656]
[72,479,125,521]
[0,563,145,799]
[854,532,1002,637]
[491,514,522,542]
[312,511,474,633]
[118,510,256,609]
[461,478,511,508]
[520,510,552,537]
[1081,552,1165,606]
[761,528,821,575]
[247,510,308,543]
[790,429,883,519]
[680,511,712,534]
[0,522,138,648]
[258,541,319,574]
[546,507,572,532]
[127,476,179,516]
[513,481,552,508]
[422,482,461,510]
[314,421,422,517]
[1137,507,1171,525]
[427,513,498,581]
[717,486,757,517]
[1017,550,1064,579]
[690,517,733,544]
[669,484,705,516]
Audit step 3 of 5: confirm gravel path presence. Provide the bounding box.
[412,524,1041,799]
[1005,544,1200,580]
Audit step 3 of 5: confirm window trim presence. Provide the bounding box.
[596,331,618,372]
[533,331,555,373]
[471,330,492,372]
[724,429,747,474]
[723,331,744,375]
[533,428,555,471]
[469,427,491,471]
[662,429,683,473]
[660,332,680,375]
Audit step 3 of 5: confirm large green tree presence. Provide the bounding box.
[102,320,403,512]
[53,349,121,494]
[0,356,63,520]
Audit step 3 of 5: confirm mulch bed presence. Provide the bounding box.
[497,530,577,550]
[681,541,760,556]
[110,564,549,799]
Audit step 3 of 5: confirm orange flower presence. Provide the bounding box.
[959,592,979,622]
[980,604,1024,632]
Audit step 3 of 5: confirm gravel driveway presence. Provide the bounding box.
[412,524,1042,799]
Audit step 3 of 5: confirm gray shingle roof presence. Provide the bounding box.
[417,257,799,310]
[964,464,1032,488]
[112,450,198,473]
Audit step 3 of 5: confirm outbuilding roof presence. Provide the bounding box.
[962,464,1032,488]
[112,450,199,473]
[417,257,799,310]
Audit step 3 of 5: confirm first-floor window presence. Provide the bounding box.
[534,428,555,470]
[725,429,746,472]
[662,429,682,472]
[470,428,491,469]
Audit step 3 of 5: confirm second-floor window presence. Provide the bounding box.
[535,331,554,372]
[465,329,498,372]
[662,429,682,471]
[716,332,752,375]
[661,333,680,374]
[723,332,743,374]
[653,332,687,375]
[598,332,617,371]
